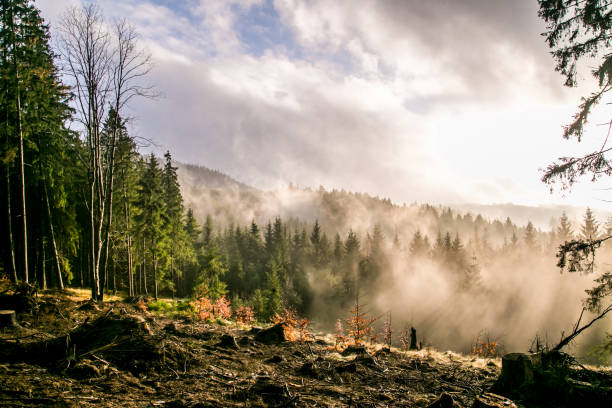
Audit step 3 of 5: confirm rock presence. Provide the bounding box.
[254,324,286,344]
[426,392,456,408]
[494,353,541,391]
[217,334,239,349]
[473,393,517,408]
[341,345,368,356]
[0,310,18,328]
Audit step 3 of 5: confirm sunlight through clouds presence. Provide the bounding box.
[36,0,606,208]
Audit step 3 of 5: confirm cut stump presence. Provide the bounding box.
[494,352,541,391]
[0,310,18,328]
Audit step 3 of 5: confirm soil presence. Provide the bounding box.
[0,287,606,407]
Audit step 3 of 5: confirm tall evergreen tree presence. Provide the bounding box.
[524,221,537,248]
[557,211,573,243]
[580,207,600,241]
[1,0,73,285]
[161,151,184,297]
[134,154,166,299]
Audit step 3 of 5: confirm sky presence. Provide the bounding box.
[36,0,612,209]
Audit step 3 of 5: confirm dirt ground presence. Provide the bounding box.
[0,287,606,407]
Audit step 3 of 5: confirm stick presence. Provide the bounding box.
[553,303,612,351]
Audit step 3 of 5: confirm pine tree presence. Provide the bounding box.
[524,221,537,248]
[134,154,166,299]
[0,0,73,285]
[263,259,283,321]
[161,151,184,297]
[409,230,430,258]
[557,211,573,243]
[580,207,600,241]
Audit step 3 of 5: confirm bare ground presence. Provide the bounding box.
[0,288,510,407]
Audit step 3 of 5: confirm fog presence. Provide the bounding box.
[178,162,612,363]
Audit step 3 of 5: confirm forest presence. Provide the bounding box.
[1,0,611,353]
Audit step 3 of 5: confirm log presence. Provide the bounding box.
[0,310,18,327]
[472,393,517,408]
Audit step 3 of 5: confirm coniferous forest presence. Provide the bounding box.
[1,0,611,350]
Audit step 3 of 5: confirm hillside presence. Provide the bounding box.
[176,161,609,239]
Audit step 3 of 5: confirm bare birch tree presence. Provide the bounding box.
[58,4,154,301]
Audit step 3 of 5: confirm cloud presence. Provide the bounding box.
[36,0,600,208]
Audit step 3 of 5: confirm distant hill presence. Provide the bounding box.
[176,162,254,192]
[176,161,611,243]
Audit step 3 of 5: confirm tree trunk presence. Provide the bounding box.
[42,174,63,289]
[100,107,120,301]
[10,5,28,283]
[143,238,148,295]
[123,180,134,296]
[153,251,158,300]
[4,169,18,283]
[41,238,47,290]
[170,249,174,299]
[112,254,116,294]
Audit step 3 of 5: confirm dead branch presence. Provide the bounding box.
[553,303,612,351]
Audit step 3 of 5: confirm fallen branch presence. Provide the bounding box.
[553,303,612,351]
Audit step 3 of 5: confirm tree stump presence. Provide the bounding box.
[410,327,418,350]
[0,310,18,328]
[494,352,541,391]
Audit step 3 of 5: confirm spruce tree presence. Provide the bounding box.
[580,207,600,241]
[0,0,73,285]
[134,154,166,299]
[524,221,537,248]
[557,211,573,243]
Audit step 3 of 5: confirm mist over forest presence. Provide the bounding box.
[177,162,612,361]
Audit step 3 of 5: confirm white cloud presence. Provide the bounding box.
[35,0,607,208]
